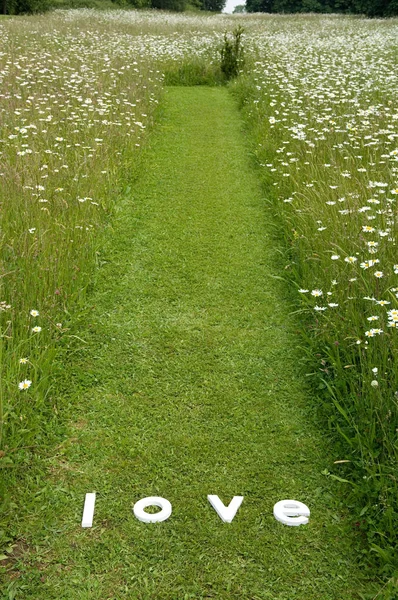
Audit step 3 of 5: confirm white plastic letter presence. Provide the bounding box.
[81,493,96,528]
[273,499,310,526]
[133,496,172,523]
[207,495,244,523]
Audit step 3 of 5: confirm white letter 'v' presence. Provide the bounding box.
[207,495,244,523]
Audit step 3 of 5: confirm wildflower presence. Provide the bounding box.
[328,303,339,307]
[367,316,379,321]
[371,380,379,387]
[365,328,383,336]
[32,326,42,333]
[372,367,378,374]
[311,289,323,297]
[374,271,384,278]
[345,256,357,264]
[19,357,28,364]
[331,255,340,260]
[376,300,390,306]
[30,309,39,317]
[19,379,32,390]
[298,289,309,293]
[314,306,327,311]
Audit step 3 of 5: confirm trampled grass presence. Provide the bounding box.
[0,8,398,596]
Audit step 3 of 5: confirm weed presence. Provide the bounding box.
[220,25,245,81]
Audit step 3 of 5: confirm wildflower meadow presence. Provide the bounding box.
[231,14,398,577]
[1,8,398,596]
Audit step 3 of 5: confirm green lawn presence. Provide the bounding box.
[1,87,379,599]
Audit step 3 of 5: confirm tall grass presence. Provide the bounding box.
[0,14,164,457]
[1,8,398,587]
[0,10,247,519]
[230,14,398,578]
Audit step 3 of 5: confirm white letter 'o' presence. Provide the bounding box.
[273,499,310,526]
[133,497,172,523]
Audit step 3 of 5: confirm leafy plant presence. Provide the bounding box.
[220,25,245,81]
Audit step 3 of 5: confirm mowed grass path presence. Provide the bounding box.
[8,88,378,599]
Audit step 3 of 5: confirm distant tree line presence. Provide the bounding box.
[245,0,398,17]
[3,0,226,15]
[150,0,225,11]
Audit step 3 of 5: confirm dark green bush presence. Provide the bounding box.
[220,25,245,82]
[5,0,50,14]
[151,0,186,11]
[201,0,225,10]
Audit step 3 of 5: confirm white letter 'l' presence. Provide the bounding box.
[207,495,244,523]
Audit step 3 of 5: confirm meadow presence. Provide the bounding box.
[0,8,398,595]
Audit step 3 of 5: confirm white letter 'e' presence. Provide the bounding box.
[207,495,244,523]
[273,499,310,526]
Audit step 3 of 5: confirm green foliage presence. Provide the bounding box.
[5,0,152,11]
[185,0,203,9]
[4,0,49,14]
[201,0,225,10]
[220,25,245,82]
[245,0,272,12]
[163,58,224,86]
[164,28,246,87]
[151,0,186,10]
[2,85,379,599]
[49,0,127,9]
[150,0,226,10]
[245,0,398,17]
[233,3,246,10]
[229,54,398,584]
